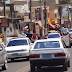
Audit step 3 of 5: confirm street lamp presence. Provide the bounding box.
[58,6,62,27]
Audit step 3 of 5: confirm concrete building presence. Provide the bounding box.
[12,0,59,35]
[0,0,60,37]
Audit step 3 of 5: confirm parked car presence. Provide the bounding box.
[47,33,62,39]
[60,29,68,35]
[69,33,72,46]
[69,29,72,34]
[0,44,8,70]
[48,30,58,33]
[5,37,33,61]
[64,28,69,34]
[29,38,70,72]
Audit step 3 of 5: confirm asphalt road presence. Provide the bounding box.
[1,35,72,72]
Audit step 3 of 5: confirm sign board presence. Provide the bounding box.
[35,8,41,20]
[5,0,14,4]
[24,4,28,11]
[1,18,8,27]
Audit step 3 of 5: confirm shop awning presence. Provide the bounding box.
[49,23,55,29]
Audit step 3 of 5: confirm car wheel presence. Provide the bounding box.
[2,58,8,70]
[30,64,35,72]
[68,60,70,67]
[63,62,68,71]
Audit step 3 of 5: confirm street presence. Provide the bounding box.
[0,35,71,72]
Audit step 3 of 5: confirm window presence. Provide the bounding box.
[7,39,28,47]
[48,34,60,38]
[34,41,60,49]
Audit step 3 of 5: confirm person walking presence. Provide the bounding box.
[31,33,38,43]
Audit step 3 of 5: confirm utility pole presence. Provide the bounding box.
[30,0,33,33]
[58,6,62,27]
[44,0,47,35]
[3,0,7,45]
[40,0,44,38]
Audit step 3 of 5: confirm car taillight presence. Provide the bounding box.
[54,53,66,57]
[29,54,40,58]
[70,37,72,39]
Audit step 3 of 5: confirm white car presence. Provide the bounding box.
[69,29,72,34]
[29,38,70,72]
[69,33,72,46]
[5,37,33,61]
[0,44,8,70]
[47,33,63,39]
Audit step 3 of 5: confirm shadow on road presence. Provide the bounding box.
[29,66,65,72]
[8,58,29,63]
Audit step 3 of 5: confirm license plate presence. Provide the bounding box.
[42,54,51,59]
[12,53,18,56]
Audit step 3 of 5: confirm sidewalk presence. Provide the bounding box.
[0,37,16,45]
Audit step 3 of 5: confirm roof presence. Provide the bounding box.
[35,38,61,42]
[48,33,60,35]
[13,0,58,10]
[9,37,29,41]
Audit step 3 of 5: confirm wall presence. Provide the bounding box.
[6,23,15,37]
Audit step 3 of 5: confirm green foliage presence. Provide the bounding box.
[60,0,70,4]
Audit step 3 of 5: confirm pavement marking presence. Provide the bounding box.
[17,65,30,72]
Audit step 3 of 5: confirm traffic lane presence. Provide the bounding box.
[1,58,30,72]
[1,35,70,72]
[28,35,70,72]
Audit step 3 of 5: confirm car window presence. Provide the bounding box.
[69,30,72,32]
[48,34,60,38]
[61,30,66,33]
[7,39,28,47]
[34,41,60,49]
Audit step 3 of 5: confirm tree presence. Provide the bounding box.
[60,0,70,4]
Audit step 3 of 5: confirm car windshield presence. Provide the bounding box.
[69,30,72,32]
[34,41,60,49]
[60,30,66,33]
[48,34,60,38]
[7,39,28,47]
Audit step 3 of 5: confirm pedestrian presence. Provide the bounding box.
[31,33,38,43]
